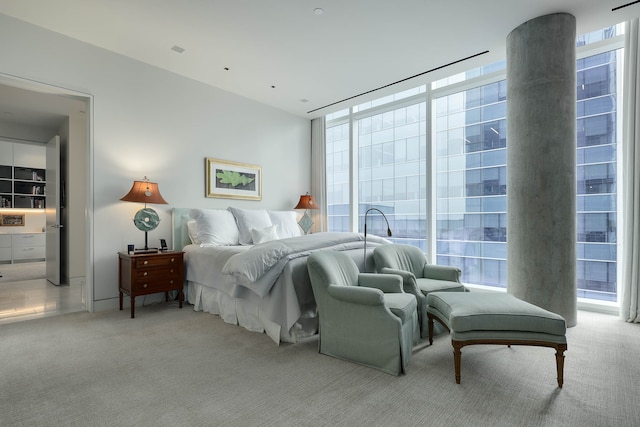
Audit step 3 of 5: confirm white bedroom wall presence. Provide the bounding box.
[0,14,311,309]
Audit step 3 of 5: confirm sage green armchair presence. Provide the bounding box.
[373,244,466,338]
[307,250,417,376]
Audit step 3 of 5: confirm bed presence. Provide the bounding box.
[172,207,390,344]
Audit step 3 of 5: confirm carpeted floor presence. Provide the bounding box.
[1,304,639,427]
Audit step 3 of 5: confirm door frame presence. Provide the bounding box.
[0,72,94,312]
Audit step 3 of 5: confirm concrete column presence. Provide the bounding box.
[506,13,577,327]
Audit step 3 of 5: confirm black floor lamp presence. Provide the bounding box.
[363,207,392,272]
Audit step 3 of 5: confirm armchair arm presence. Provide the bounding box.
[357,273,403,293]
[423,264,462,282]
[327,284,385,306]
[380,267,422,296]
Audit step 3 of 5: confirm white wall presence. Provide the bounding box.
[0,14,311,309]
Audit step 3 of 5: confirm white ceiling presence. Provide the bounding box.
[0,0,639,125]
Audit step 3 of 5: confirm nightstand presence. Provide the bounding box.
[118,251,184,318]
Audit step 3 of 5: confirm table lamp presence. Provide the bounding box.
[294,193,318,234]
[120,176,168,252]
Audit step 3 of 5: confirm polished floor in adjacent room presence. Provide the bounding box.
[0,262,84,324]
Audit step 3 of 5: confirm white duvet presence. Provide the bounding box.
[222,232,390,297]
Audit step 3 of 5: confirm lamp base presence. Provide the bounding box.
[133,248,159,254]
[298,210,314,235]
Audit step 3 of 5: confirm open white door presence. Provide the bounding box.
[45,135,61,285]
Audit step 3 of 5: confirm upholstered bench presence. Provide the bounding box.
[426,292,567,387]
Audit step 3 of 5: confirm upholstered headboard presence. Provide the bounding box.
[171,208,193,251]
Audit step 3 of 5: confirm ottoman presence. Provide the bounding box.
[426,292,567,387]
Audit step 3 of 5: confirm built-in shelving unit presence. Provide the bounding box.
[0,165,46,209]
[0,141,46,209]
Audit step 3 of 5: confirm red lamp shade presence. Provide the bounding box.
[120,177,168,205]
[294,193,318,210]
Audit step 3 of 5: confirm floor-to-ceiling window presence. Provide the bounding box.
[433,76,507,288]
[325,25,623,304]
[326,89,429,248]
[357,92,428,249]
[575,42,621,302]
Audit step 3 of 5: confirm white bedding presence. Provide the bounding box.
[173,208,390,344]
[222,232,390,297]
[183,244,250,298]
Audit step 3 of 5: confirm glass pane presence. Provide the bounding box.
[434,79,508,288]
[326,122,351,232]
[357,101,428,244]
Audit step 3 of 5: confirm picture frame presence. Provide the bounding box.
[1,213,25,226]
[205,158,262,200]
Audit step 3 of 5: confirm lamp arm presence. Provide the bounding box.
[364,208,392,236]
[363,207,392,273]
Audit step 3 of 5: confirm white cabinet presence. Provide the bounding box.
[10,233,46,262]
[0,234,11,263]
[13,143,46,168]
[0,140,12,161]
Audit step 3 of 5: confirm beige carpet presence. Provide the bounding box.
[1,304,638,427]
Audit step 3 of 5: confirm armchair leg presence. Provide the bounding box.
[428,313,434,345]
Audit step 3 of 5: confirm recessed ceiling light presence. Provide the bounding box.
[314,8,324,15]
[300,99,309,103]
[171,45,185,54]
[224,67,230,71]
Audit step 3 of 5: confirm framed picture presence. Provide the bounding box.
[1,214,25,226]
[205,158,262,200]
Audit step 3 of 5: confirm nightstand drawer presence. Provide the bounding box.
[135,255,181,268]
[132,276,182,292]
[136,266,181,280]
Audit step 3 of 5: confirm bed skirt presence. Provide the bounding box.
[184,280,318,344]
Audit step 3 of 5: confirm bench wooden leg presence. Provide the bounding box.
[556,343,567,388]
[452,340,463,384]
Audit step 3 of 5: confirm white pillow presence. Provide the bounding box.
[268,210,301,239]
[250,225,279,244]
[189,208,240,246]
[228,207,273,245]
[187,220,200,244]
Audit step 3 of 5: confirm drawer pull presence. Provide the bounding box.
[143,272,148,276]
[143,260,149,265]
[169,280,173,284]
[170,269,174,273]
[143,284,148,288]
[170,258,175,262]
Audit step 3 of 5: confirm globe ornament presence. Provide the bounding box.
[133,208,160,232]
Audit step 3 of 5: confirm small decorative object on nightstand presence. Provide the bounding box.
[294,192,319,234]
[118,250,184,318]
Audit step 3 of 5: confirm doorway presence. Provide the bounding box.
[0,75,93,322]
